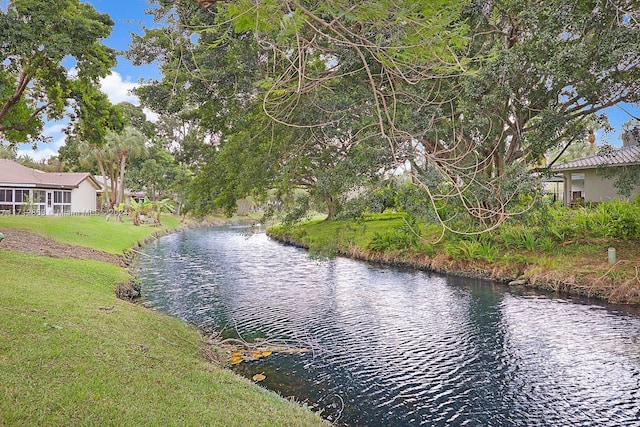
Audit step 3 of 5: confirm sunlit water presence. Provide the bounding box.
[136,227,640,426]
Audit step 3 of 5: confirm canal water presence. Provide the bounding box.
[136,227,640,426]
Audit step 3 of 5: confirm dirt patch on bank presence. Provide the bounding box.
[0,228,124,266]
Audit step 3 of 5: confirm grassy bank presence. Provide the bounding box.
[268,211,640,305]
[0,214,181,253]
[0,216,325,426]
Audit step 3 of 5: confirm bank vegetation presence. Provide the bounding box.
[0,215,326,427]
[268,199,640,306]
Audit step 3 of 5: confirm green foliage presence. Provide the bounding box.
[367,215,422,252]
[283,193,311,226]
[538,236,555,253]
[369,231,409,252]
[337,182,398,220]
[445,240,477,260]
[119,197,175,226]
[541,201,640,241]
[444,239,499,263]
[394,182,438,220]
[0,0,117,144]
[71,82,124,147]
[130,0,469,222]
[498,227,540,251]
[596,200,640,240]
[125,143,192,212]
[132,0,640,231]
[476,242,499,263]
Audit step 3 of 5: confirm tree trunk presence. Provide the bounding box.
[117,153,127,205]
[97,159,110,211]
[109,168,118,209]
[325,195,338,221]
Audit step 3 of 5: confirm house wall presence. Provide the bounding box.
[71,180,97,212]
[583,169,640,202]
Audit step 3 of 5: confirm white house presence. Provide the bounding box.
[0,159,100,215]
[551,141,640,205]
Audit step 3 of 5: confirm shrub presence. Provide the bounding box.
[606,211,640,240]
[476,242,499,262]
[366,215,424,252]
[597,200,640,240]
[444,240,478,261]
[538,236,554,252]
[368,229,414,252]
[393,183,437,220]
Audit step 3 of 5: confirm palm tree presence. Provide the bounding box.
[105,127,147,206]
[79,126,148,210]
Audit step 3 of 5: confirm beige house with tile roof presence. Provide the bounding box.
[0,159,100,214]
[551,142,640,205]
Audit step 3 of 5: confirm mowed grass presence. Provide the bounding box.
[273,213,409,249]
[0,215,180,254]
[0,219,325,426]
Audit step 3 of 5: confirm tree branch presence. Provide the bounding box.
[0,70,31,124]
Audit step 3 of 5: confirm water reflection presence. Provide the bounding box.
[137,227,640,426]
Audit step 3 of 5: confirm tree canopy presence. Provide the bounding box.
[0,0,117,145]
[128,0,640,227]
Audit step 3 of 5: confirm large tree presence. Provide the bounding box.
[431,0,640,171]
[397,0,640,228]
[0,0,116,145]
[134,0,640,228]
[221,0,640,228]
[129,0,469,218]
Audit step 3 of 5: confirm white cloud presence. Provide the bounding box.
[100,72,160,121]
[43,122,67,136]
[51,134,67,151]
[17,147,58,162]
[99,71,140,105]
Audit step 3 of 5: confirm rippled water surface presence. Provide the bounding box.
[137,227,640,426]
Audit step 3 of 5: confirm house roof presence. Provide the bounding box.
[551,144,640,172]
[0,159,100,190]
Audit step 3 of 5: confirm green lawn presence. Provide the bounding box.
[0,215,180,254]
[0,216,325,426]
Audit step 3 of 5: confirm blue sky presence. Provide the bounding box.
[14,0,640,161]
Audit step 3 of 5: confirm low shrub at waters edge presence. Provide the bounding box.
[269,204,640,305]
[0,217,325,427]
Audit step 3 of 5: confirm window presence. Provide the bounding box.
[32,191,45,203]
[0,189,13,203]
[0,189,70,214]
[15,190,29,203]
[51,190,71,214]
